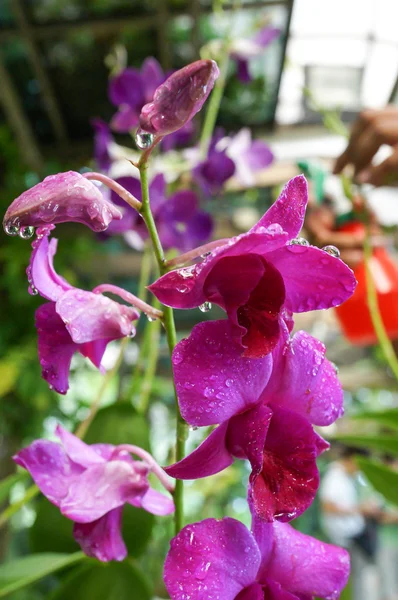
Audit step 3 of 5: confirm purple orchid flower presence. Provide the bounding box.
[193,132,236,196]
[28,225,139,394]
[139,59,220,138]
[14,425,174,562]
[149,175,357,358]
[166,319,341,522]
[231,26,281,83]
[109,57,164,133]
[3,171,122,235]
[225,128,274,186]
[92,118,114,172]
[161,120,195,152]
[164,515,350,600]
[106,174,213,252]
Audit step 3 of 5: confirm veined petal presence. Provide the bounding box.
[3,171,123,233]
[263,331,344,426]
[60,460,149,523]
[140,488,175,516]
[56,290,138,345]
[250,408,326,522]
[267,522,350,600]
[73,507,127,562]
[251,175,308,239]
[227,404,273,474]
[165,422,233,479]
[172,321,272,426]
[56,425,106,468]
[164,518,261,600]
[265,245,356,312]
[13,440,84,505]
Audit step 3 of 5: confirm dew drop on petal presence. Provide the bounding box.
[179,267,195,279]
[322,245,340,258]
[201,251,212,258]
[289,237,309,246]
[135,129,154,150]
[19,225,35,239]
[4,223,20,236]
[29,285,38,296]
[199,301,212,313]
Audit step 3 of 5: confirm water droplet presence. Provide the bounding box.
[176,284,189,293]
[19,225,35,239]
[331,362,339,375]
[179,267,194,279]
[173,352,183,365]
[135,129,154,150]
[29,285,38,296]
[225,378,233,387]
[128,328,136,338]
[195,562,211,581]
[147,315,156,322]
[4,223,19,236]
[289,237,309,246]
[199,301,212,313]
[201,251,212,258]
[189,425,198,431]
[322,245,340,258]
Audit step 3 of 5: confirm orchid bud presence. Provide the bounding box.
[139,59,220,137]
[3,171,122,234]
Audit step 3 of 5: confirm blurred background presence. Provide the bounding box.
[1,1,398,599]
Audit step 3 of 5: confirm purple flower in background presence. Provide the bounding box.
[226,128,274,186]
[231,25,280,82]
[3,171,122,234]
[106,174,213,252]
[161,120,195,152]
[109,57,164,133]
[14,426,174,562]
[92,118,114,172]
[28,225,139,393]
[139,59,219,138]
[164,515,350,600]
[150,176,356,358]
[193,132,236,195]
[166,319,341,521]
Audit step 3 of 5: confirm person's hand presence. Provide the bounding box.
[334,105,398,187]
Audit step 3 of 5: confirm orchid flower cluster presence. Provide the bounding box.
[3,56,356,600]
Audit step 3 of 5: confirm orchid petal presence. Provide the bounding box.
[263,331,344,426]
[227,404,273,473]
[140,488,175,516]
[13,440,83,505]
[172,321,272,426]
[141,57,164,101]
[110,106,140,133]
[165,422,232,479]
[108,67,144,108]
[164,518,261,600]
[266,245,356,312]
[73,507,127,562]
[60,460,149,523]
[4,171,122,232]
[56,425,105,468]
[30,231,73,302]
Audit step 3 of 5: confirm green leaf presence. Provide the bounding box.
[356,456,398,506]
[49,561,151,600]
[332,434,398,456]
[121,504,154,558]
[350,408,398,431]
[30,498,79,554]
[0,552,85,598]
[0,472,29,505]
[84,404,150,451]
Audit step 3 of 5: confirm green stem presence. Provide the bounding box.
[139,162,187,534]
[199,49,230,159]
[363,229,398,382]
[0,483,39,529]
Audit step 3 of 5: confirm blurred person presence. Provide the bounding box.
[320,447,381,600]
[378,457,398,600]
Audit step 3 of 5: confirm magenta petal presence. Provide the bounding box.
[164,518,261,600]
[56,425,105,468]
[266,580,302,600]
[236,583,265,600]
[108,67,144,108]
[139,488,175,515]
[30,232,73,301]
[165,422,232,480]
[60,460,149,523]
[267,522,350,599]
[3,171,122,233]
[139,59,219,136]
[172,321,272,426]
[251,408,325,522]
[263,331,344,426]
[227,404,273,473]
[13,440,83,505]
[73,507,127,562]
[35,302,79,394]
[56,290,138,344]
[266,245,356,312]
[251,176,308,239]
[141,57,164,101]
[110,106,139,133]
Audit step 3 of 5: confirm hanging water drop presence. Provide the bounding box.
[147,315,156,322]
[289,237,309,246]
[4,223,19,236]
[19,226,35,240]
[135,129,154,150]
[199,301,212,313]
[331,362,339,375]
[322,245,340,258]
